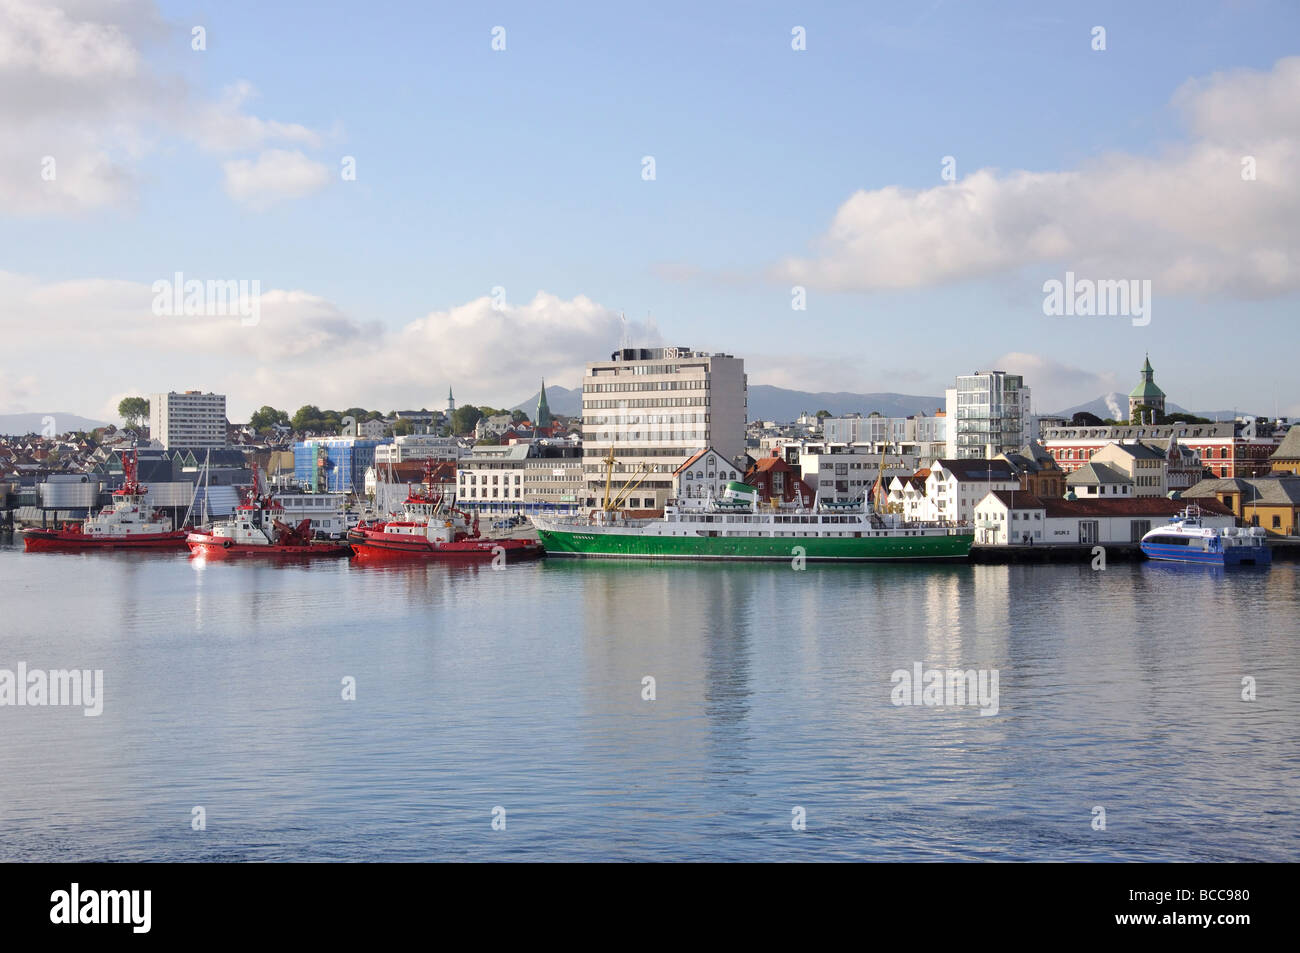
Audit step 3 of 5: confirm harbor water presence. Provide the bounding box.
[0,540,1296,861]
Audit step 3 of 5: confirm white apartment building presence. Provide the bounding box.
[374,434,462,464]
[945,371,1032,460]
[149,391,227,449]
[796,444,919,504]
[582,346,747,510]
[457,443,584,511]
[822,412,947,460]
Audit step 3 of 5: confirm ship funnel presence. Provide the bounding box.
[722,481,758,505]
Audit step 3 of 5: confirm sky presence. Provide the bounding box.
[1,0,1297,423]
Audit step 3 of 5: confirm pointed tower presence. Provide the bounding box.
[535,379,552,432]
[446,387,455,417]
[1128,354,1166,423]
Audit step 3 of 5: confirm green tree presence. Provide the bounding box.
[816,409,832,418]
[249,405,290,433]
[118,396,149,429]
[1129,403,1162,424]
[451,405,484,435]
[292,405,323,431]
[392,419,415,436]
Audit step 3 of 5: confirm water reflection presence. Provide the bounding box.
[0,548,1295,861]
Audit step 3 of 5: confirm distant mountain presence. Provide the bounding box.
[511,385,582,417]
[510,384,945,423]
[511,384,944,423]
[1053,394,1243,422]
[747,386,944,422]
[0,412,111,435]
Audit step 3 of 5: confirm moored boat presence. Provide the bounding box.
[186,465,350,559]
[348,462,543,562]
[22,449,189,552]
[530,481,973,561]
[1139,505,1271,566]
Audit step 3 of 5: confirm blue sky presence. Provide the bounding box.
[1,0,1297,421]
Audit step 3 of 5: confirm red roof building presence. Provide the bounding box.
[742,452,816,506]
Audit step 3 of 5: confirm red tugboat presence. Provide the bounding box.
[186,465,351,559]
[23,449,189,552]
[348,462,543,562]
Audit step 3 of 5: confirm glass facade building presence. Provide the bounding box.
[294,438,386,494]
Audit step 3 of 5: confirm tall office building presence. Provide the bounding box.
[582,346,747,510]
[149,390,228,449]
[944,371,1031,460]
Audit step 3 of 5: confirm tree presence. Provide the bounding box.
[451,405,483,435]
[816,409,832,418]
[118,396,149,429]
[392,419,415,436]
[249,405,290,433]
[292,405,323,431]
[1129,403,1161,424]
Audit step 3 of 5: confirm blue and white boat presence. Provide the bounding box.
[1140,505,1271,566]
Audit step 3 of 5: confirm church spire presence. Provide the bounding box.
[535,379,552,430]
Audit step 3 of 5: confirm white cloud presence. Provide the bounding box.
[189,82,323,153]
[0,0,332,216]
[223,149,331,209]
[0,0,143,83]
[775,56,1300,298]
[988,352,1119,414]
[0,273,650,419]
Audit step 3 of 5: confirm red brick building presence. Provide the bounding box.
[1041,422,1276,479]
[743,452,815,506]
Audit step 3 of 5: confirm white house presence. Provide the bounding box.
[974,491,1235,546]
[672,448,744,507]
[1065,462,1135,499]
[887,470,931,522]
[1090,441,1168,496]
[897,458,1019,525]
[973,492,1049,545]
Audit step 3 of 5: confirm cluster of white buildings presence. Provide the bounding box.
[145,353,1293,542]
[814,370,1034,463]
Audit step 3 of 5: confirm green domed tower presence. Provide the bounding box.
[1128,354,1165,423]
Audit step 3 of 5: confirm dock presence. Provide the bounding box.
[972,539,1300,564]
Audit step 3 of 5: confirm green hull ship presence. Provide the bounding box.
[530,486,973,562]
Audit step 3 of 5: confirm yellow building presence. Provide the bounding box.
[1184,476,1300,536]
[1270,427,1300,475]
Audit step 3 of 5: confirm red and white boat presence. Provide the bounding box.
[186,465,351,559]
[348,463,543,562]
[23,449,189,552]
